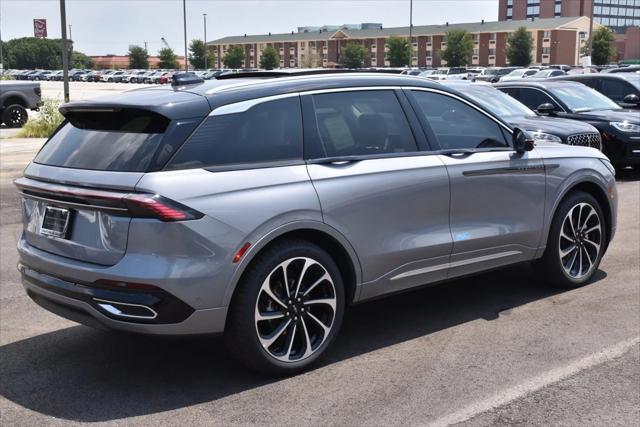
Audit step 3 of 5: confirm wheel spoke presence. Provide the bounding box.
[584,239,601,251]
[261,280,288,310]
[584,224,601,235]
[306,311,331,335]
[581,208,596,229]
[303,272,331,296]
[300,317,314,358]
[293,258,313,298]
[582,246,594,271]
[568,206,577,234]
[560,244,577,258]
[259,318,292,348]
[285,323,297,359]
[255,309,286,322]
[578,245,583,275]
[567,249,578,273]
[304,298,336,311]
[576,204,583,232]
[281,262,291,298]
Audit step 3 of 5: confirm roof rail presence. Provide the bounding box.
[215,68,404,80]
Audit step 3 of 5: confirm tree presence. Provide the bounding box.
[386,36,411,67]
[72,51,93,69]
[506,27,534,67]
[260,46,279,70]
[223,45,245,68]
[301,52,320,68]
[188,39,207,69]
[2,37,73,69]
[584,27,616,66]
[441,30,474,67]
[342,43,365,68]
[128,45,149,69]
[158,47,178,69]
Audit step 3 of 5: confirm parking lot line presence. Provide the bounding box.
[428,336,640,427]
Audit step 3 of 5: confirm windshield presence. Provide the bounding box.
[549,85,622,112]
[507,69,527,77]
[461,86,534,119]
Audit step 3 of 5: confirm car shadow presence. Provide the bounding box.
[0,263,606,422]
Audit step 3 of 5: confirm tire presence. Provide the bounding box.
[2,104,29,128]
[536,191,606,288]
[225,239,345,375]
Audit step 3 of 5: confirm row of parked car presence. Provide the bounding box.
[400,64,640,83]
[4,68,245,84]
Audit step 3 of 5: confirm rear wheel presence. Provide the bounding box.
[537,191,605,288]
[225,239,344,375]
[2,104,28,128]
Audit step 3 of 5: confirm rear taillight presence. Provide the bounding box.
[15,177,203,222]
[123,194,202,221]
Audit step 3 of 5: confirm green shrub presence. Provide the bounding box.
[0,74,15,80]
[18,98,64,138]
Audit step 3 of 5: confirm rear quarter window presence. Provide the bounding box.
[165,96,303,170]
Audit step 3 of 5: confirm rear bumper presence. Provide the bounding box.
[20,264,228,335]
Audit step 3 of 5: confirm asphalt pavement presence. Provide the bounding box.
[0,136,638,426]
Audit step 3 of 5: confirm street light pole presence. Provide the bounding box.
[409,0,413,41]
[203,13,208,70]
[60,0,70,103]
[587,0,595,59]
[68,24,72,41]
[183,0,188,71]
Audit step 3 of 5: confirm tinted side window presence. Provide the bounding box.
[166,97,302,170]
[515,88,560,111]
[411,91,508,150]
[600,79,635,102]
[310,90,418,157]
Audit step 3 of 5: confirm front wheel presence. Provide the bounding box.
[225,240,345,375]
[536,191,606,288]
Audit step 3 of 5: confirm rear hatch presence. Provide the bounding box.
[18,93,208,266]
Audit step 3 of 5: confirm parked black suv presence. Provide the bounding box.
[441,81,602,150]
[551,73,640,109]
[496,80,640,170]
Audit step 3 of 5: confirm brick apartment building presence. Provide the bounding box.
[499,0,640,60]
[208,17,595,69]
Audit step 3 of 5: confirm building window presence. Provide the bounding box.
[489,48,496,55]
[542,47,550,54]
[490,33,497,41]
[555,1,562,16]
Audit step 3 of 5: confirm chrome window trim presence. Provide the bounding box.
[403,86,515,133]
[209,92,300,116]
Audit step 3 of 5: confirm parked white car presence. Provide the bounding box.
[424,67,470,81]
[500,68,539,82]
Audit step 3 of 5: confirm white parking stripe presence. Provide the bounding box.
[428,336,640,427]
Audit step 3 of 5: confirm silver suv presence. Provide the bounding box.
[16,73,617,374]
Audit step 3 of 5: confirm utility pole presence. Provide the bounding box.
[409,0,413,41]
[588,0,595,59]
[203,13,208,70]
[60,0,70,103]
[183,0,188,71]
[144,41,148,51]
[68,24,72,41]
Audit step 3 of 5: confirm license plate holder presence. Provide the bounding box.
[40,206,72,239]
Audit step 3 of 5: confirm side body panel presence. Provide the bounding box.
[307,155,453,301]
[438,149,547,278]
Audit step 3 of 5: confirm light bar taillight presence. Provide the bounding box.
[14,177,203,222]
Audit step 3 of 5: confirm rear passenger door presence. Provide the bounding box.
[302,89,452,300]
[406,88,546,279]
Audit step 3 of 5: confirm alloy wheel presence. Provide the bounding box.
[6,106,27,128]
[254,257,337,363]
[558,202,602,279]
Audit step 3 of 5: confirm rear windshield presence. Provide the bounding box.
[34,109,170,172]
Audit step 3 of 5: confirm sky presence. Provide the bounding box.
[1,0,498,56]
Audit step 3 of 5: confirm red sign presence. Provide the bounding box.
[33,19,47,38]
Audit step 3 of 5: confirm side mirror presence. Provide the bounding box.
[512,128,535,153]
[623,94,640,105]
[536,103,556,115]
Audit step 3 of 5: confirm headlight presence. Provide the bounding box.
[529,131,562,143]
[610,121,640,133]
[599,158,616,176]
